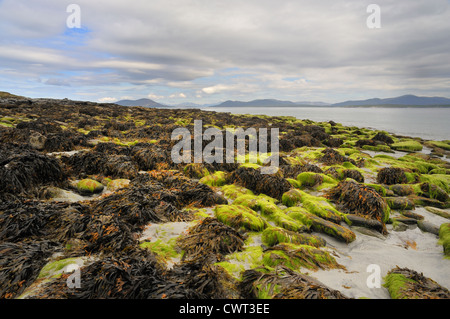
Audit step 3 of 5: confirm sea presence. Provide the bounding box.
[204,106,450,142]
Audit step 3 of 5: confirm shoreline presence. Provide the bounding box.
[0,96,449,300]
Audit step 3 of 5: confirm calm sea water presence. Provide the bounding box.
[204,107,450,141]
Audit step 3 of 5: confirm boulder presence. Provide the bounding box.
[76,179,104,195]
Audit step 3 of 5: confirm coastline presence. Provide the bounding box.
[0,96,449,300]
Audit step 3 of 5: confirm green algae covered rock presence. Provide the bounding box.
[199,171,227,187]
[391,140,423,152]
[214,204,267,232]
[262,243,343,271]
[296,190,344,224]
[383,267,450,299]
[221,184,254,200]
[286,207,356,243]
[439,223,450,257]
[261,227,326,248]
[76,179,104,195]
[234,194,306,232]
[281,189,303,207]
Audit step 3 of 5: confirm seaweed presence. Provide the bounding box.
[177,217,246,261]
[240,266,349,299]
[377,167,408,185]
[383,267,450,299]
[326,180,389,233]
[0,241,60,299]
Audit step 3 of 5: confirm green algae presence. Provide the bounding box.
[262,243,342,271]
[438,223,450,258]
[296,172,338,190]
[38,258,82,279]
[140,239,179,261]
[221,184,254,200]
[285,207,356,243]
[281,189,303,207]
[428,140,450,151]
[295,190,344,223]
[199,171,227,187]
[233,194,306,232]
[261,227,326,248]
[383,273,416,299]
[215,204,267,232]
[391,140,423,152]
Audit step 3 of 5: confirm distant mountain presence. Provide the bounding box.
[115,98,168,108]
[212,99,330,107]
[115,94,450,109]
[332,95,450,106]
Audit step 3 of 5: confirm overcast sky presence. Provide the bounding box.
[0,0,449,104]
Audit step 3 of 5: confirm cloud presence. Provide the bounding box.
[0,0,449,102]
[148,93,164,100]
[98,97,118,103]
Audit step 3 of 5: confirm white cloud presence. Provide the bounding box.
[148,93,164,100]
[98,97,118,103]
[169,92,187,99]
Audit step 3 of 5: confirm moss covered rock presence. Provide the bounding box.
[261,227,326,248]
[76,179,104,195]
[286,207,356,243]
[262,243,343,271]
[439,223,450,257]
[214,204,267,232]
[199,171,227,187]
[281,189,303,207]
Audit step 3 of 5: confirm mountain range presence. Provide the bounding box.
[116,94,450,108]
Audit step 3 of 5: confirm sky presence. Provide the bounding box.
[0,0,449,105]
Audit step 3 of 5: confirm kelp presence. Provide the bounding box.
[377,167,408,185]
[228,166,292,200]
[240,266,349,299]
[0,241,60,299]
[177,217,246,261]
[0,150,65,195]
[326,179,390,233]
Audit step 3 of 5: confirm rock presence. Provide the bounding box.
[439,223,450,257]
[281,189,303,207]
[351,226,386,240]
[390,184,415,196]
[417,220,440,236]
[29,132,46,150]
[393,216,417,225]
[76,179,104,195]
[384,266,450,299]
[392,220,409,232]
[107,179,130,192]
[385,197,415,210]
[424,206,450,219]
[286,207,356,243]
[345,214,385,233]
[400,211,424,220]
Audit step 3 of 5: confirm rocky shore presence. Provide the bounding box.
[0,92,449,299]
